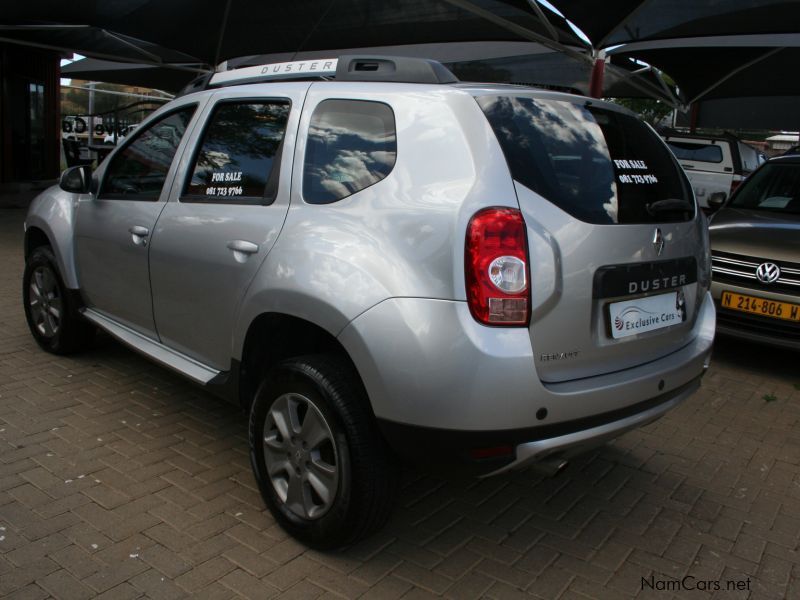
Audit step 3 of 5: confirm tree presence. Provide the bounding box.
[609,98,674,128]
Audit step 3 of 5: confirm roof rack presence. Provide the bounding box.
[178,55,458,95]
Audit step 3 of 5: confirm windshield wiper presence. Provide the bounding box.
[646,199,693,216]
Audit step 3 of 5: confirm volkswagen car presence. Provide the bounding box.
[710,154,800,348]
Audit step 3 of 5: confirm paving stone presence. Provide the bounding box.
[1,207,799,599]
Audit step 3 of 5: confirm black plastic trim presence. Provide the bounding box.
[377,375,702,469]
[205,359,241,406]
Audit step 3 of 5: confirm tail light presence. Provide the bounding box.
[730,179,742,196]
[465,207,530,326]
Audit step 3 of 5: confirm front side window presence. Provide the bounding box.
[100,106,196,200]
[303,100,396,205]
[183,101,290,203]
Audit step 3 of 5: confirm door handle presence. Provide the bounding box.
[226,240,260,263]
[129,225,150,236]
[226,240,259,254]
[128,225,150,246]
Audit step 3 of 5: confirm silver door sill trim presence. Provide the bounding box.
[82,308,220,384]
[481,377,701,477]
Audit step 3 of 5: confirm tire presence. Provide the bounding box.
[249,354,397,549]
[22,246,95,355]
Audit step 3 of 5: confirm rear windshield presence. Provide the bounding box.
[477,96,693,224]
[727,162,800,214]
[665,141,724,164]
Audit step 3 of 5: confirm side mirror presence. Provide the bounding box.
[59,165,92,194]
[706,193,726,213]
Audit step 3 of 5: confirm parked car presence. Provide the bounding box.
[103,123,139,144]
[23,56,715,548]
[709,154,800,348]
[662,132,765,209]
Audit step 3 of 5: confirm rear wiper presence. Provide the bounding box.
[646,199,693,216]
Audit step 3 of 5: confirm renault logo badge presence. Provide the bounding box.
[756,262,781,284]
[652,228,664,256]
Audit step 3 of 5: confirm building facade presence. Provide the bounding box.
[0,42,61,187]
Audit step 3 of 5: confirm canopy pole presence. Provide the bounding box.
[589,50,606,98]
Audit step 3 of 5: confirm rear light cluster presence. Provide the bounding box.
[465,207,530,326]
[729,179,742,197]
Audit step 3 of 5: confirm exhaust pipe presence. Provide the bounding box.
[533,457,569,477]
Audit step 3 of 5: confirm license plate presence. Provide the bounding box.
[608,291,685,339]
[721,291,800,322]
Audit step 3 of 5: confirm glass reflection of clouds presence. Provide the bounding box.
[479,95,690,225]
[304,100,396,205]
[482,97,617,224]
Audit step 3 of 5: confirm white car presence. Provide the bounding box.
[663,133,765,209]
[103,123,139,144]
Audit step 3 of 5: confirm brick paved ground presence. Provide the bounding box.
[1,207,799,599]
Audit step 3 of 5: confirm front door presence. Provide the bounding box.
[149,88,304,369]
[74,103,200,336]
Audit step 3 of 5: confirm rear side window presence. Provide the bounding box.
[100,106,195,200]
[303,100,396,205]
[183,101,290,203]
[666,141,723,163]
[737,142,761,174]
[477,96,692,224]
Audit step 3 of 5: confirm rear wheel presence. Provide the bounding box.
[249,355,396,548]
[22,246,95,354]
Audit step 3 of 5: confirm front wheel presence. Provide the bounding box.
[22,246,95,354]
[249,355,397,548]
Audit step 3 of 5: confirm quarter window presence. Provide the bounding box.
[184,101,290,203]
[303,100,396,205]
[100,106,196,200]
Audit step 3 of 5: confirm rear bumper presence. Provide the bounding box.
[377,373,704,475]
[339,292,715,433]
[482,375,702,475]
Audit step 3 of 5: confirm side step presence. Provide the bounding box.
[81,309,220,385]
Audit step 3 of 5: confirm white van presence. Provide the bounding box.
[662,133,765,209]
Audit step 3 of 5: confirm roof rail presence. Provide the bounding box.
[187,55,457,93]
[335,55,458,84]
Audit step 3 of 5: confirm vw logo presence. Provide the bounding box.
[652,228,664,256]
[755,262,781,284]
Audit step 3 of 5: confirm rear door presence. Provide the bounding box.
[477,95,706,382]
[148,84,306,370]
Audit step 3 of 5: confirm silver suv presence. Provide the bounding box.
[22,56,715,548]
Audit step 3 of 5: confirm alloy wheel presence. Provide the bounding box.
[262,392,340,520]
[28,266,62,338]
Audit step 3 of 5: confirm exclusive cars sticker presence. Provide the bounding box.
[609,292,685,339]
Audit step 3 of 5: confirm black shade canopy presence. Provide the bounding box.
[544,0,800,48]
[610,35,800,103]
[61,58,202,93]
[450,51,675,100]
[1,0,588,66]
[675,96,800,131]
